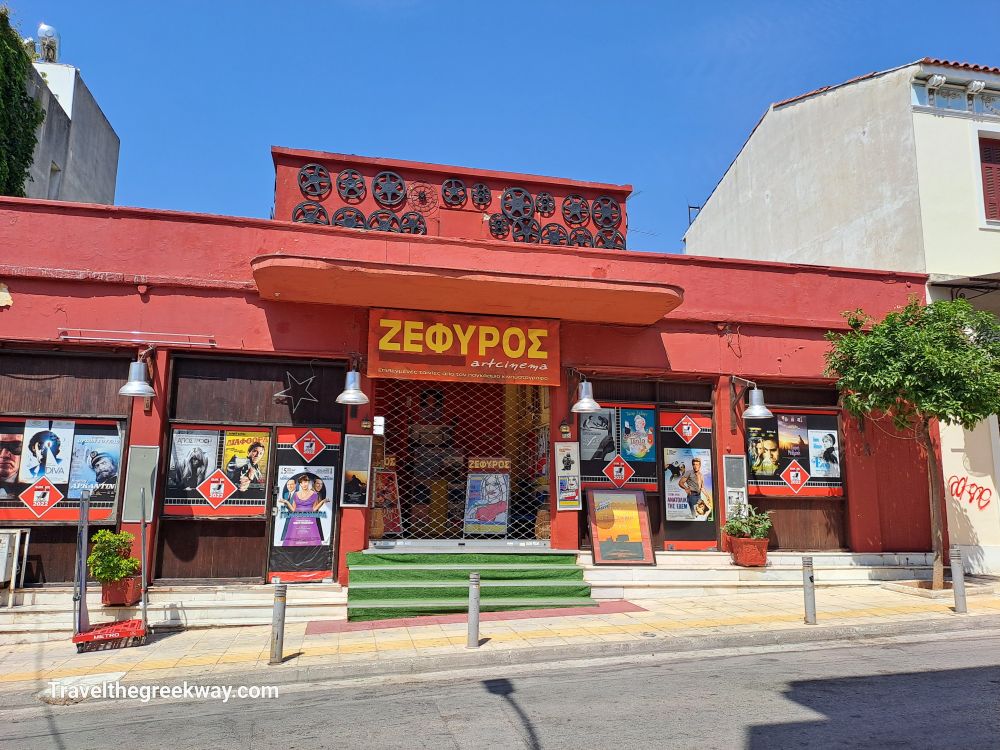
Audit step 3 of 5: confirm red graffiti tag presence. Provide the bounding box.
[948,475,993,511]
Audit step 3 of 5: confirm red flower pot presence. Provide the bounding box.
[101,576,142,607]
[729,537,769,567]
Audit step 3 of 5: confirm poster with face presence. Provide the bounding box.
[777,414,809,458]
[0,424,23,499]
[586,489,655,565]
[463,472,510,535]
[620,408,656,462]
[167,429,220,496]
[19,419,74,484]
[808,430,841,478]
[223,430,270,497]
[273,464,335,546]
[579,409,615,462]
[747,420,780,477]
[340,434,372,507]
[68,431,121,499]
[554,442,582,511]
[664,446,714,521]
[371,470,403,535]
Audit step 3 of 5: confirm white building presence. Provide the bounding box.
[684,58,1000,575]
[23,36,119,204]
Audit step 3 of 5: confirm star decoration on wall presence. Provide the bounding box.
[273,372,318,412]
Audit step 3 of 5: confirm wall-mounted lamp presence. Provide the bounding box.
[571,378,601,414]
[730,376,773,421]
[119,346,156,399]
[336,356,369,405]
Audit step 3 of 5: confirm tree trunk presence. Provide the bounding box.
[919,420,945,590]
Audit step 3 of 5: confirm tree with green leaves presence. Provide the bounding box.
[0,6,44,196]
[825,297,1000,588]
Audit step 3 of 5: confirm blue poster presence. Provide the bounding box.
[68,432,121,499]
[620,409,656,462]
[463,472,510,535]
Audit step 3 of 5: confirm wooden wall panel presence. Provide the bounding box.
[20,525,81,584]
[0,353,132,418]
[756,498,846,550]
[155,519,267,580]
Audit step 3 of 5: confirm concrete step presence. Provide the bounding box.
[582,565,934,584]
[0,583,343,607]
[577,551,935,568]
[588,578,934,599]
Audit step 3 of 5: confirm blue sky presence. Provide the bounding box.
[10,1,1000,253]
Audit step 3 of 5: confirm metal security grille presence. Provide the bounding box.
[370,379,550,542]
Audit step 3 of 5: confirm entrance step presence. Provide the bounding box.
[346,551,593,621]
[0,582,346,645]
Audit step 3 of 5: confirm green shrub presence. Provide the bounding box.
[86,530,141,583]
[722,504,773,540]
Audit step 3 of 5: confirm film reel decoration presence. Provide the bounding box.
[336,168,367,203]
[368,209,401,232]
[292,201,329,225]
[594,228,626,250]
[592,196,622,228]
[298,163,332,200]
[562,194,591,226]
[399,211,427,235]
[332,206,367,229]
[372,171,407,208]
[407,181,439,215]
[501,187,535,220]
[535,192,556,217]
[539,223,569,246]
[568,227,594,247]
[511,217,541,243]
[441,178,467,207]
[471,183,491,209]
[489,213,510,239]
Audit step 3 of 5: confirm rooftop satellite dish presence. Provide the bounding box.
[37,22,59,63]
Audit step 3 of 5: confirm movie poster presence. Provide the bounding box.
[340,434,372,507]
[554,442,582,511]
[167,429,220,498]
[371,470,403,535]
[808,430,841,478]
[0,424,23,500]
[663,446,714,521]
[586,489,655,565]
[778,414,809,458]
[68,431,121,499]
[747,420,780,477]
[464,471,510,536]
[620,409,656,462]
[273,464,335,546]
[222,430,270,498]
[579,409,615,462]
[18,419,74,485]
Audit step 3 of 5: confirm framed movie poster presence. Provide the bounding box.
[586,488,656,566]
[580,403,658,490]
[554,442,582,511]
[371,469,403,536]
[661,412,715,522]
[464,458,510,536]
[340,434,373,507]
[746,410,843,497]
[268,427,341,583]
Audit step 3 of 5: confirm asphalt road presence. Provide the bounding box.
[5,631,1000,750]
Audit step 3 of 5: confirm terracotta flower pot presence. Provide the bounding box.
[729,537,769,567]
[101,576,142,606]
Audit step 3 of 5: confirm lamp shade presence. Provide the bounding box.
[119,360,155,398]
[571,381,601,414]
[336,369,369,405]
[741,388,773,420]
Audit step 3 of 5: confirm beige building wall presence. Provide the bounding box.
[683,67,926,271]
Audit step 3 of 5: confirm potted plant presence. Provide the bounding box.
[722,504,773,567]
[87,529,142,606]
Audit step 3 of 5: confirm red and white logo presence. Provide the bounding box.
[781,460,810,494]
[19,477,64,518]
[674,414,701,444]
[602,455,635,488]
[196,469,237,508]
[292,430,326,463]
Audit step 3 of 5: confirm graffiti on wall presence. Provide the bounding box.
[949,475,993,511]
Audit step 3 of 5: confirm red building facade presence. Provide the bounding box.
[0,149,933,586]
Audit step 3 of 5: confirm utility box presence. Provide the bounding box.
[0,531,17,585]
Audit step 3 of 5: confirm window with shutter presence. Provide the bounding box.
[981,138,1000,221]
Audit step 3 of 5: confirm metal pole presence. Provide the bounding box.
[802,555,817,625]
[467,572,481,649]
[73,492,91,636]
[951,545,968,614]
[269,583,288,665]
[140,488,149,632]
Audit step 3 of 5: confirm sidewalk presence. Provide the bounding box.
[3,586,999,695]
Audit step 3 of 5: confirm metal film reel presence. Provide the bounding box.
[368,210,401,232]
[568,227,594,247]
[407,181,439,215]
[298,163,332,200]
[489,213,510,239]
[535,192,556,217]
[332,206,367,229]
[471,183,491,209]
[562,194,590,226]
[336,169,367,203]
[594,228,626,250]
[592,195,622,228]
[292,201,329,225]
[373,171,407,208]
[441,178,467,207]
[511,217,541,243]
[399,212,427,235]
[539,223,569,245]
[501,187,535,220]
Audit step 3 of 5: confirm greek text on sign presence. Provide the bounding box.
[367,309,560,386]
